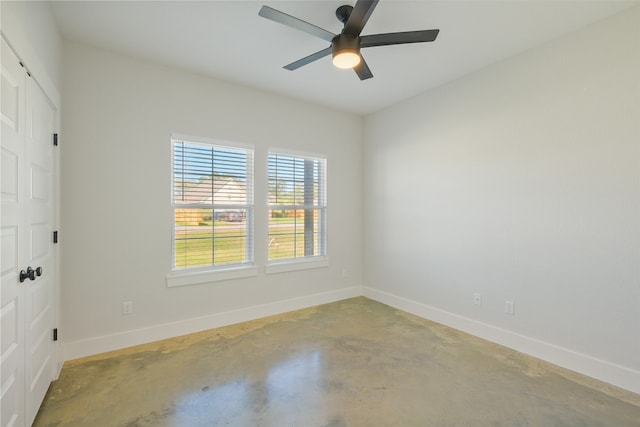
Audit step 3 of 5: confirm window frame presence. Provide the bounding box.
[265,148,328,274]
[167,133,256,287]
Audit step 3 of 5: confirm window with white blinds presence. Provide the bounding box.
[172,137,254,271]
[268,150,327,262]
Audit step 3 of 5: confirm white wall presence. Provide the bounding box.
[364,7,640,394]
[61,41,363,359]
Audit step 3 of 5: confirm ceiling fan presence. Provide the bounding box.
[258,0,439,80]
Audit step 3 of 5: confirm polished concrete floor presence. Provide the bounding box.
[35,297,640,426]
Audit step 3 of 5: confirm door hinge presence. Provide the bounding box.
[53,231,58,244]
[53,133,58,146]
[53,328,58,342]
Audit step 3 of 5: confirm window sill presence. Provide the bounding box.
[265,257,329,275]
[167,265,257,288]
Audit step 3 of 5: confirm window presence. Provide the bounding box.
[171,136,254,274]
[268,150,327,265]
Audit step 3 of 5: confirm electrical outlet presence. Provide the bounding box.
[342,269,349,278]
[473,293,482,305]
[505,300,515,315]
[123,301,133,315]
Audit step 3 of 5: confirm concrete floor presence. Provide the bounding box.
[35,297,640,426]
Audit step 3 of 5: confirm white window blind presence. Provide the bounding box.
[268,151,327,262]
[172,137,254,270]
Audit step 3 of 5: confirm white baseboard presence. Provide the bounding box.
[62,284,639,397]
[63,286,362,361]
[363,286,640,396]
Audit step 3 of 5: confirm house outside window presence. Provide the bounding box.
[267,150,327,266]
[171,136,254,273]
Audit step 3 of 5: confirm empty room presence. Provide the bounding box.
[1,1,639,426]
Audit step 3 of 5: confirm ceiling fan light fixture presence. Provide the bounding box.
[332,34,361,69]
[333,51,360,69]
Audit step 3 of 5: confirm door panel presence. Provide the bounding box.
[1,37,27,427]
[25,72,55,426]
[30,164,50,203]
[30,224,49,260]
[1,228,18,276]
[1,150,18,200]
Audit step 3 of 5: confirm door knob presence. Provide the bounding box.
[18,266,41,283]
[19,267,35,282]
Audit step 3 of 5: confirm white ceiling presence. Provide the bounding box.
[50,0,638,115]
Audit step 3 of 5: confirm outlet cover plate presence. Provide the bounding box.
[473,293,482,305]
[505,300,515,315]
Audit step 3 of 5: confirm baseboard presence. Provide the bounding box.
[63,286,362,361]
[62,285,640,397]
[363,286,640,396]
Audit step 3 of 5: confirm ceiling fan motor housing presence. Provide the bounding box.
[332,33,360,55]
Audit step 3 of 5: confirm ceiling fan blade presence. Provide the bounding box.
[343,0,379,36]
[259,6,336,42]
[361,29,439,48]
[284,47,332,71]
[354,56,373,80]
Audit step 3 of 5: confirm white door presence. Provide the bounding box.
[1,37,28,427]
[24,52,56,426]
[1,37,56,427]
